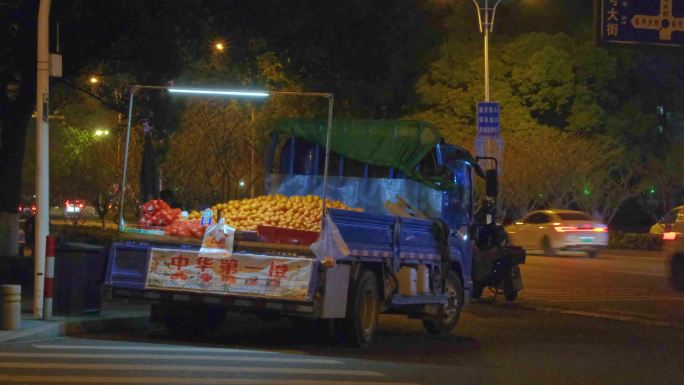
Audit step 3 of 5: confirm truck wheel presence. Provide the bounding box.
[504,265,521,302]
[422,271,463,337]
[671,253,684,292]
[164,306,225,338]
[542,236,556,256]
[336,270,379,348]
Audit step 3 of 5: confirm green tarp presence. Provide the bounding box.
[274,118,447,188]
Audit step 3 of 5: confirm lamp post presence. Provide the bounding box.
[34,0,51,319]
[472,0,503,103]
[471,0,505,176]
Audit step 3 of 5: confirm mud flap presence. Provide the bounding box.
[321,264,350,319]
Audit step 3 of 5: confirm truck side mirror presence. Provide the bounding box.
[485,169,498,198]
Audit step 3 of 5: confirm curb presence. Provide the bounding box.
[602,249,666,258]
[0,312,150,344]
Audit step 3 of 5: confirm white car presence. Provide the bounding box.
[505,210,608,257]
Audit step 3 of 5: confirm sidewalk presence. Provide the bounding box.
[0,298,150,344]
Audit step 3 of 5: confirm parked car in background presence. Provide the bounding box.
[17,196,37,218]
[64,199,85,216]
[650,205,684,235]
[505,209,608,257]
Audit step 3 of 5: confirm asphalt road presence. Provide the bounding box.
[1,250,683,385]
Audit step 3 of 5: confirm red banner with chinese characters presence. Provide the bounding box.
[145,248,315,301]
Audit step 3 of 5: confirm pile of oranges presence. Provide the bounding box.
[189,195,361,232]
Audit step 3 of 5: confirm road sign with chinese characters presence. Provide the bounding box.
[476,101,500,137]
[599,0,684,46]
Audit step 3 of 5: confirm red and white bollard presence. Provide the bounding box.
[43,235,55,321]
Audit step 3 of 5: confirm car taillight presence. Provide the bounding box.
[555,226,607,232]
[663,232,677,241]
[554,226,576,232]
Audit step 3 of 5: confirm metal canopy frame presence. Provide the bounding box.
[117,85,334,231]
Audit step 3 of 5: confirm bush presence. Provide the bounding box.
[51,224,119,246]
[608,231,662,251]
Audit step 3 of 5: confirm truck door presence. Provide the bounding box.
[442,161,472,239]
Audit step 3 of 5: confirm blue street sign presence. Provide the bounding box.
[476,101,500,137]
[599,0,684,46]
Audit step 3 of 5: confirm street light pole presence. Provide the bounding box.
[34,0,51,319]
[484,17,490,102]
[472,0,503,174]
[472,0,502,103]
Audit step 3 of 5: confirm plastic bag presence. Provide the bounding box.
[200,218,236,257]
[310,214,350,267]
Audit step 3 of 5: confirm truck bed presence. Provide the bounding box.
[105,209,447,314]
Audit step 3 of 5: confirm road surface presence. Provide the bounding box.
[1,250,682,385]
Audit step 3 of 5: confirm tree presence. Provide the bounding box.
[22,82,144,228]
[409,29,651,223]
[499,129,626,222]
[1,0,221,252]
[0,0,39,256]
[163,46,321,208]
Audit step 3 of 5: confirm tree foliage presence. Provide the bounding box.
[411,26,684,224]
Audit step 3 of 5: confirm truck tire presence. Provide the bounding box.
[671,253,684,292]
[164,305,225,338]
[422,271,463,337]
[504,265,521,302]
[336,269,379,348]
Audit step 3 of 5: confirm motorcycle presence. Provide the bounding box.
[470,159,526,302]
[472,236,525,302]
[470,200,525,301]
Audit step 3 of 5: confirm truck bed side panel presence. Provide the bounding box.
[105,242,154,289]
[397,217,441,261]
[328,209,395,258]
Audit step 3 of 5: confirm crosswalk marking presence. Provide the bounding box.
[0,375,418,385]
[33,344,280,353]
[0,361,381,377]
[0,352,342,364]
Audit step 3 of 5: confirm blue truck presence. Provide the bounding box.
[105,119,524,347]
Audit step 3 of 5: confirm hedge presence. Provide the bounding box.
[51,224,119,246]
[608,231,662,251]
